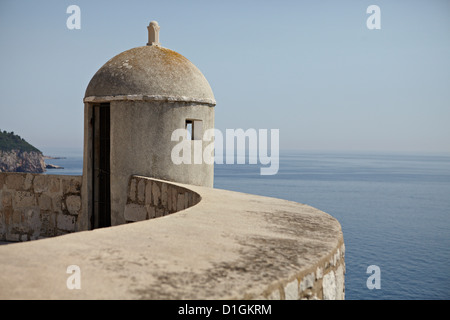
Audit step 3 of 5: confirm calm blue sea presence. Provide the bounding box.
[42,148,450,300]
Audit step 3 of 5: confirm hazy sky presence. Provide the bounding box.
[0,0,449,154]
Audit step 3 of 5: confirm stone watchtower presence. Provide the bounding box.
[80,21,216,230]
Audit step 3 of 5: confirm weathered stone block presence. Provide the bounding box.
[12,210,22,224]
[24,174,33,190]
[0,173,5,188]
[48,177,61,194]
[184,192,189,209]
[171,189,177,212]
[267,289,281,300]
[14,191,36,208]
[52,195,62,212]
[176,193,184,211]
[29,234,40,241]
[146,205,156,219]
[6,174,25,190]
[33,175,48,193]
[316,267,323,280]
[18,207,41,239]
[2,191,12,208]
[137,179,145,203]
[129,179,136,202]
[38,194,52,211]
[152,182,160,206]
[40,211,56,237]
[300,273,315,292]
[187,192,193,207]
[56,230,70,236]
[284,279,299,300]
[145,180,152,205]
[161,183,168,207]
[25,207,40,221]
[335,265,345,300]
[62,178,81,194]
[322,270,337,300]
[0,210,5,235]
[6,232,20,242]
[57,214,76,232]
[331,248,340,267]
[156,208,164,217]
[2,207,13,225]
[65,195,81,215]
[124,204,147,222]
[167,186,172,212]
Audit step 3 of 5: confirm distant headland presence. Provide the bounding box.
[0,130,63,173]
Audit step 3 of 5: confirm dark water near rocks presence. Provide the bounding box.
[41,148,450,300]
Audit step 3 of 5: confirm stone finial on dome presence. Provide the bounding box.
[147,21,160,47]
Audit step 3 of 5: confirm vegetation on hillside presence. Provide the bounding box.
[0,129,42,153]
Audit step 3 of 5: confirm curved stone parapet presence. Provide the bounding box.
[0,177,344,300]
[124,175,201,222]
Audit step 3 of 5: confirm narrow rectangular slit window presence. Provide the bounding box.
[185,120,193,140]
[185,119,203,140]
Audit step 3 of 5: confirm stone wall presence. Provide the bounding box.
[0,176,345,300]
[124,175,201,222]
[0,172,82,241]
[273,242,345,300]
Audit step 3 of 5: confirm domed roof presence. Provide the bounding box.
[84,45,215,105]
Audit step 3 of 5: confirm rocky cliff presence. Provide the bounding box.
[0,149,46,173]
[0,130,46,173]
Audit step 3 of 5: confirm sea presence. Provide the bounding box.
[40,147,450,300]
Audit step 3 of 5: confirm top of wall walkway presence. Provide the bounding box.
[0,178,344,299]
